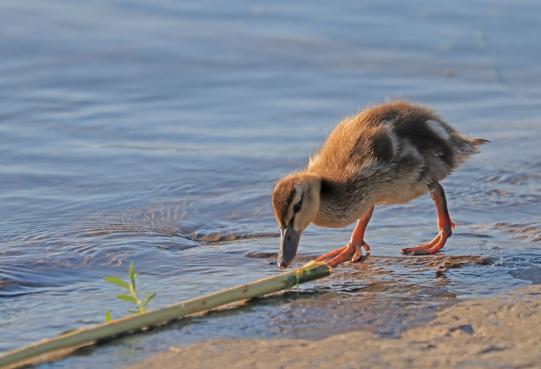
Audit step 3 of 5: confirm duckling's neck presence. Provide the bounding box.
[313,177,372,228]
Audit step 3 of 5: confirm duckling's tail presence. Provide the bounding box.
[454,136,489,165]
[471,138,490,145]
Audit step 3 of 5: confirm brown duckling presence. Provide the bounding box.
[272,101,488,269]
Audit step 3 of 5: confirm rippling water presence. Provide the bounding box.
[1,0,540,367]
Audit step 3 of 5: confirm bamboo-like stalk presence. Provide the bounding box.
[0,261,331,368]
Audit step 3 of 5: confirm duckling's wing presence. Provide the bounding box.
[389,103,488,182]
[308,101,487,185]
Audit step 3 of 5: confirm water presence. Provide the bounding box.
[1,0,540,367]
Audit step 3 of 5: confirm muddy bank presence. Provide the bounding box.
[126,284,541,369]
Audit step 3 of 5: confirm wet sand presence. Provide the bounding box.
[127,284,541,369]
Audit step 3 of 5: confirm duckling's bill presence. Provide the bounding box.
[277,226,301,269]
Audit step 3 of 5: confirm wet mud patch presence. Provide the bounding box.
[237,254,494,338]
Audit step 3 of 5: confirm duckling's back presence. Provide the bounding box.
[307,101,487,195]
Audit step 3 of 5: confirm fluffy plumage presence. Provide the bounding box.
[305,101,486,227]
[272,100,487,268]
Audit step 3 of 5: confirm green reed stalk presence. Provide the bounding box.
[0,261,331,369]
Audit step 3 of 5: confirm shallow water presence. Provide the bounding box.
[1,0,540,367]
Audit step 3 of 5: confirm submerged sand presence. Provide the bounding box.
[127,285,541,369]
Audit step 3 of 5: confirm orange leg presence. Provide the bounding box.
[401,182,455,255]
[315,206,374,267]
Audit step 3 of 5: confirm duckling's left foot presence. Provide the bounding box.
[315,206,374,267]
[401,181,454,255]
[326,241,371,266]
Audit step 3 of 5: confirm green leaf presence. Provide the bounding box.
[128,261,136,292]
[103,276,129,290]
[116,294,137,303]
[105,310,113,322]
[143,292,156,307]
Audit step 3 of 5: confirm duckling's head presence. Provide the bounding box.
[272,172,321,268]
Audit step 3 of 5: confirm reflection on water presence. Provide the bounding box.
[1,0,541,367]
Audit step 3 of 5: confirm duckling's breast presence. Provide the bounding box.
[314,194,372,228]
[313,211,358,228]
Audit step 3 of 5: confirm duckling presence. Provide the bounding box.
[272,101,488,269]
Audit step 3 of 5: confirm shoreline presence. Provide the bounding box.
[126,284,541,369]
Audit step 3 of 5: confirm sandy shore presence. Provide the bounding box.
[127,284,541,369]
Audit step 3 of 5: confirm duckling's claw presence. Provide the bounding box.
[324,241,370,267]
[351,249,362,262]
[326,243,356,266]
[401,232,449,255]
[351,241,370,262]
[401,236,439,255]
[314,242,367,266]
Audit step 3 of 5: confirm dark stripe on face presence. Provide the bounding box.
[272,180,297,229]
[293,193,304,213]
[284,193,303,228]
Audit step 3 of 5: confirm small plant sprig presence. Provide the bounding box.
[103,261,156,322]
